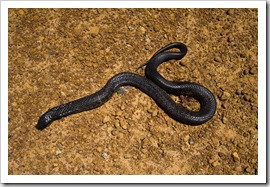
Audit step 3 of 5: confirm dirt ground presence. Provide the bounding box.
[8,8,258,175]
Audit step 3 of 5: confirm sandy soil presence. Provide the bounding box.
[8,8,258,175]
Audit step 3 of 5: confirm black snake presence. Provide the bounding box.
[36,42,216,130]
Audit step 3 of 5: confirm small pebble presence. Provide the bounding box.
[221,102,228,109]
[89,26,100,35]
[103,116,110,123]
[180,60,188,66]
[115,111,122,116]
[101,153,107,159]
[232,152,240,162]
[111,129,118,136]
[251,106,257,111]
[222,116,228,124]
[250,158,257,164]
[97,147,102,153]
[117,86,130,94]
[243,95,251,102]
[245,167,253,173]
[18,9,25,15]
[148,109,158,117]
[117,87,126,94]
[55,148,61,156]
[243,69,249,75]
[249,67,257,75]
[212,161,219,167]
[49,51,55,55]
[119,119,128,130]
[237,143,244,148]
[208,158,217,167]
[153,23,161,32]
[152,110,158,116]
[163,34,168,39]
[218,152,225,158]
[227,35,234,43]
[114,121,120,128]
[214,56,222,63]
[235,88,242,95]
[219,91,231,101]
[140,26,146,34]
[241,89,248,95]
[37,36,44,42]
[60,91,66,97]
[188,138,194,145]
[227,9,234,15]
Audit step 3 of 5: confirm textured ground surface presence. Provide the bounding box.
[8,8,258,175]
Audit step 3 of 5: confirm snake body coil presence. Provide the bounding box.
[36,42,216,130]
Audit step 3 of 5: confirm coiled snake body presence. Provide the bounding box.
[36,42,216,130]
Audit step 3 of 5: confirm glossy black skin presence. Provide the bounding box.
[36,42,216,130]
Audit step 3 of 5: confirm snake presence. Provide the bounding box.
[36,42,216,130]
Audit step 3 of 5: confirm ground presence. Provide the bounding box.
[8,8,258,175]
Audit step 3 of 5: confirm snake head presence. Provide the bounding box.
[35,110,55,130]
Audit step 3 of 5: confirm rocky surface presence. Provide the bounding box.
[8,8,258,175]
